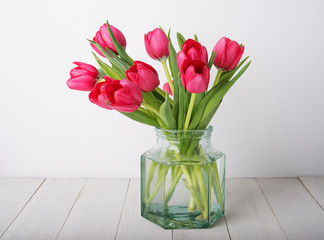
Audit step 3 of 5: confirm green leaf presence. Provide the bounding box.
[208,51,215,69]
[98,68,106,77]
[192,92,205,115]
[197,101,222,129]
[177,72,186,130]
[194,34,198,42]
[91,52,121,79]
[200,61,251,122]
[105,48,131,68]
[172,99,179,120]
[121,110,159,127]
[168,41,180,107]
[88,40,127,72]
[167,28,171,38]
[106,20,133,66]
[151,89,165,104]
[188,82,226,130]
[111,65,126,79]
[219,56,249,83]
[177,32,186,49]
[159,92,177,129]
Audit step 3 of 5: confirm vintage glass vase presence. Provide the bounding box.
[141,126,225,229]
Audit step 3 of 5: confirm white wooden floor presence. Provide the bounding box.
[0,177,323,240]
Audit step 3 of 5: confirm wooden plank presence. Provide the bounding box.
[115,178,172,240]
[258,178,324,240]
[0,178,44,237]
[299,176,324,209]
[1,179,86,240]
[173,218,230,240]
[57,178,129,240]
[225,179,286,240]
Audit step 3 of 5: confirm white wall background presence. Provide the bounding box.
[0,0,323,178]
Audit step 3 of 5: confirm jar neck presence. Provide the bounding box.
[155,126,213,143]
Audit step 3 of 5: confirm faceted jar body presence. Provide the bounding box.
[141,126,225,229]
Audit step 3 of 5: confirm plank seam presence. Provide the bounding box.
[223,215,232,240]
[114,178,131,240]
[55,178,88,240]
[255,178,288,240]
[298,177,324,211]
[0,178,46,239]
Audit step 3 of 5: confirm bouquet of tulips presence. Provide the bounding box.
[67,21,250,129]
[67,21,250,225]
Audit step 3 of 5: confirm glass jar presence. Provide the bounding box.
[140,126,225,229]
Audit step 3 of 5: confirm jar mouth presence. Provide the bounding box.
[155,126,213,140]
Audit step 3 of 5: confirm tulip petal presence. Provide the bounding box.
[110,103,141,113]
[163,81,173,96]
[222,41,240,70]
[67,75,97,91]
[144,28,169,59]
[137,68,160,92]
[73,62,99,76]
[120,79,143,103]
[114,88,138,105]
[177,51,188,70]
[200,46,208,64]
[213,37,227,68]
[228,45,245,71]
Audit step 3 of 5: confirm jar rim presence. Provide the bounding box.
[155,125,213,134]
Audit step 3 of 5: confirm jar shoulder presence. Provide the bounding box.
[141,144,225,164]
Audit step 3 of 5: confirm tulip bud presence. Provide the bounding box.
[144,28,169,60]
[163,81,174,96]
[67,62,99,91]
[89,76,143,113]
[180,60,210,94]
[177,39,208,71]
[126,61,160,92]
[91,23,127,57]
[213,37,244,71]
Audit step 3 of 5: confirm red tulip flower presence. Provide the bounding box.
[180,60,210,94]
[213,37,244,71]
[126,61,160,92]
[67,62,99,91]
[163,81,174,96]
[144,28,169,60]
[91,23,127,57]
[89,76,143,113]
[177,39,208,71]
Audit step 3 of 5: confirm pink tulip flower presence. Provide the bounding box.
[67,62,99,91]
[163,81,174,96]
[91,23,127,57]
[144,28,169,60]
[89,76,143,112]
[126,61,160,92]
[177,39,208,71]
[180,60,210,94]
[213,37,244,71]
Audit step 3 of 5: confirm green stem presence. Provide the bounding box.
[188,168,197,211]
[146,165,169,205]
[212,162,224,211]
[146,161,158,199]
[195,165,208,219]
[164,168,183,205]
[180,164,203,211]
[142,102,159,116]
[213,69,223,87]
[138,106,152,116]
[155,87,174,106]
[161,60,174,95]
[184,93,196,130]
